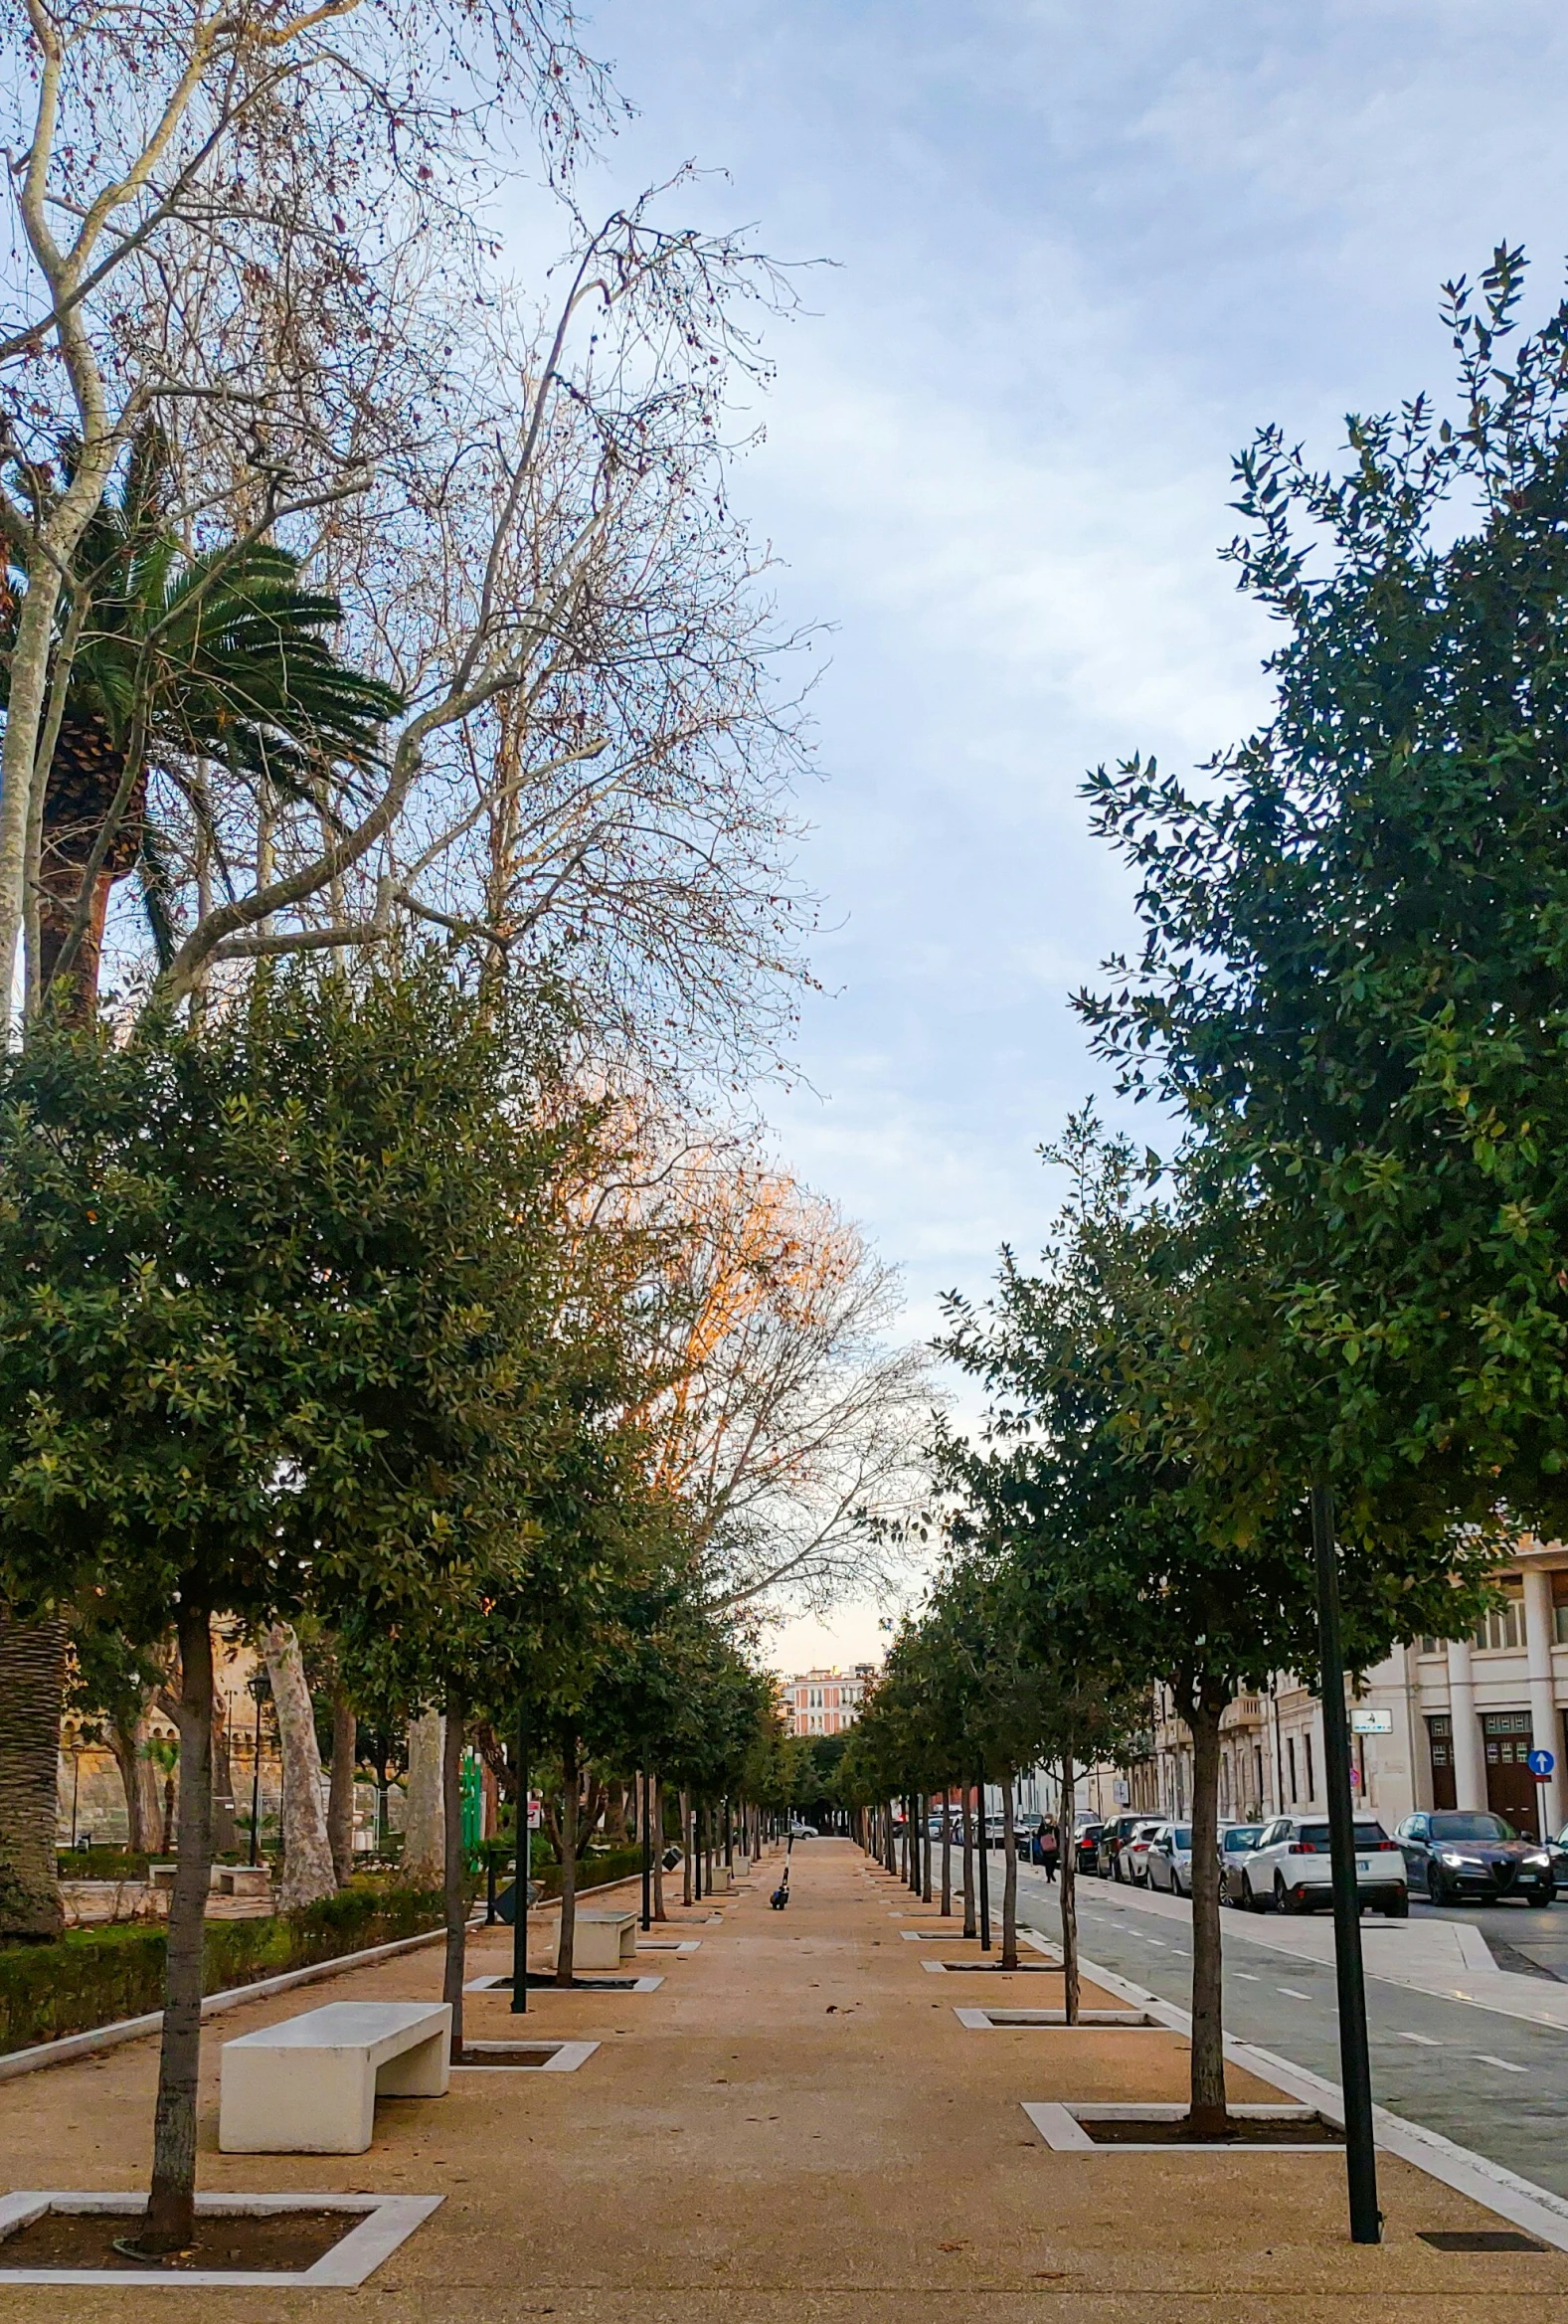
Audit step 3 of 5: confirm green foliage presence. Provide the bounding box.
[1079,248,1568,1548]
[0,1881,445,2056]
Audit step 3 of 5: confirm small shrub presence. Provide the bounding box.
[0,1882,446,2056]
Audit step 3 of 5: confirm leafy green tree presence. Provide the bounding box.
[0,959,581,2247]
[938,1118,1483,2129]
[1078,247,1568,1558]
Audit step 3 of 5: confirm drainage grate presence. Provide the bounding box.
[1419,2231,1548,2253]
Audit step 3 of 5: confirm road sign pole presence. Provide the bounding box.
[1312,1478,1380,2244]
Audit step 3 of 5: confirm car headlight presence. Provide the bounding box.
[1439,1851,1472,1868]
[1525,1852,1551,1869]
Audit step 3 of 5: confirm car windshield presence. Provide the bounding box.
[1223,1827,1262,1852]
[1133,1823,1161,1839]
[1429,1812,1516,1843]
[1297,1822,1390,1846]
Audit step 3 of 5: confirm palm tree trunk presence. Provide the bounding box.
[139,1602,215,2253]
[555,1733,580,1985]
[1186,1696,1229,2136]
[442,1702,466,2058]
[0,1612,68,1937]
[261,1624,334,1910]
[328,1684,357,1886]
[1000,1774,1018,1969]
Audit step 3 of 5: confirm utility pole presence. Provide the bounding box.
[1312,1477,1380,2243]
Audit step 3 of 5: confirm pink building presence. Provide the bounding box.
[782,1664,877,1738]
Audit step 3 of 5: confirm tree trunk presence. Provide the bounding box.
[1060,1753,1080,2026]
[1000,1773,1018,1970]
[652,1779,667,1922]
[442,1702,467,2057]
[107,1704,160,1855]
[921,1793,933,1902]
[0,1613,68,1937]
[960,1782,976,1938]
[604,1778,627,1845]
[403,1710,445,1886]
[261,1624,335,1911]
[555,1733,579,1985]
[328,1684,357,1886]
[139,1602,215,2253]
[1186,1695,1229,2137]
[940,1796,952,1917]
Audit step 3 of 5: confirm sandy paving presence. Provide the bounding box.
[0,1839,1563,2322]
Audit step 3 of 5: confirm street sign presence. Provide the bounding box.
[1349,1708,1392,1733]
[1527,1747,1555,1781]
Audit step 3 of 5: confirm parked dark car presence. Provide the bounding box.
[1394,1811,1556,1906]
[1073,1820,1103,1876]
[1095,1813,1149,1879]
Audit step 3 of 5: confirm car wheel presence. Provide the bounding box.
[1383,1892,1409,1919]
[1426,1869,1447,1907]
[1242,1874,1264,1913]
[1275,1874,1297,1915]
[1536,1881,1556,1906]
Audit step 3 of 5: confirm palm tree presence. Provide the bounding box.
[2,432,403,1015]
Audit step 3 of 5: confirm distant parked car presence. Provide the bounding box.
[1243,1814,1407,1916]
[1218,1823,1266,1905]
[1072,1820,1103,1876]
[787,1822,818,1839]
[1145,1823,1193,1895]
[1120,1820,1166,1886]
[1394,1811,1555,1906]
[1096,1813,1151,1879]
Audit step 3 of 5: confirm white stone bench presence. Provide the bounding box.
[561,1909,637,1970]
[212,1866,271,1899]
[219,2001,451,2154]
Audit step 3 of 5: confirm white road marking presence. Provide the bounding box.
[1277,1987,1309,2000]
[1473,2054,1528,2073]
[1234,1972,1262,1983]
[1144,1938,1167,1948]
[1395,2032,1442,2047]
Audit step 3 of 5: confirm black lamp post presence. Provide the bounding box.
[247,1673,265,1868]
[510,1698,529,2017]
[1312,1477,1381,2244]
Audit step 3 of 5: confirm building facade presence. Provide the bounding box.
[783,1664,877,1738]
[1133,1539,1568,1843]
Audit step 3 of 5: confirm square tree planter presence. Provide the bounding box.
[0,2191,441,2287]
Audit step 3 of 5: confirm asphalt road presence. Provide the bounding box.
[1001,1860,1568,2201]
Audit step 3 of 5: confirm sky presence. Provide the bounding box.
[505,2,1568,1674]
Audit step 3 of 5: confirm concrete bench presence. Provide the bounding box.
[219,2001,451,2154]
[561,1909,638,1970]
[212,1866,271,1899]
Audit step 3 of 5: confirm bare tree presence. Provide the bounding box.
[0,0,610,1014]
[616,1145,934,1615]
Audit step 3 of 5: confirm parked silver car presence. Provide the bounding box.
[1218,1823,1266,1905]
[1117,1819,1166,1886]
[1145,1823,1193,1895]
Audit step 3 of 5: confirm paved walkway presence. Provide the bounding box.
[0,1840,1563,2321]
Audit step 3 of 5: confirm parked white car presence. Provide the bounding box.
[1238,1813,1407,1917]
[1144,1823,1193,1895]
[1119,1819,1167,1886]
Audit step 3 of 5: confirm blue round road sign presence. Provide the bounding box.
[1527,1747,1555,1779]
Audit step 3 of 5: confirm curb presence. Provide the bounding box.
[0,1869,646,2084]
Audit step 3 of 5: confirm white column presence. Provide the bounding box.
[1446,1639,1487,1811]
[1522,1568,1564,1840]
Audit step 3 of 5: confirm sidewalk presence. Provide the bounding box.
[1014,1861,1568,2032]
[0,1840,1561,2321]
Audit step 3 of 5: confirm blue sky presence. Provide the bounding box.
[507,2,1568,1667]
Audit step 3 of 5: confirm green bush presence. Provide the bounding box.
[56,1850,153,1882]
[0,1881,446,2057]
[530,1846,642,1901]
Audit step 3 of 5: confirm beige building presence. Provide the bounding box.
[1134,1540,1568,1844]
[782,1664,877,1738]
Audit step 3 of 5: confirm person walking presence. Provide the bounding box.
[1032,1817,1059,1882]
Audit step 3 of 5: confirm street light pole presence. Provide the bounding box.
[249,1680,263,1868]
[1311,1476,1381,2244]
[975,1769,991,1952]
[511,1698,529,2017]
[640,1770,652,1932]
